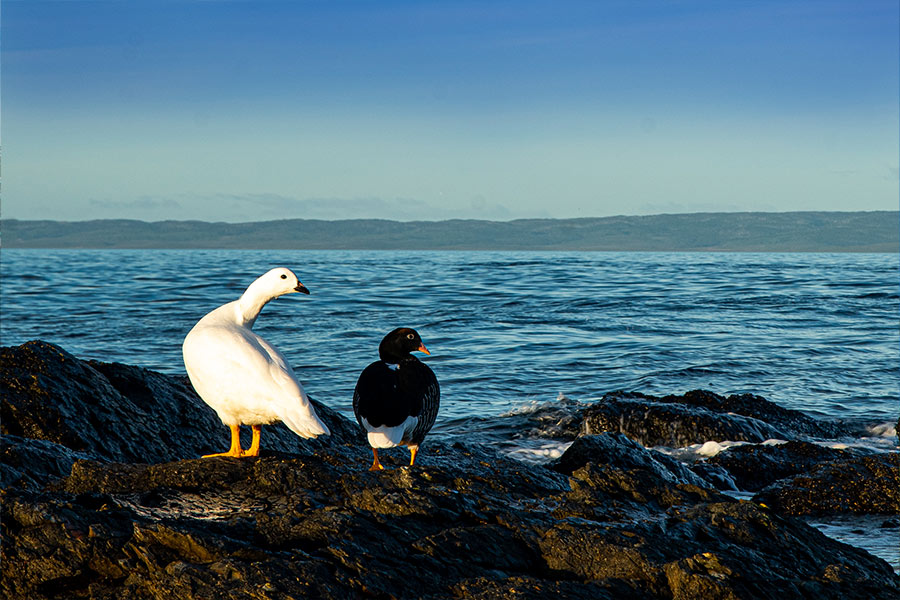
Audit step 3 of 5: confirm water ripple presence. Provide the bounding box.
[1,249,897,424]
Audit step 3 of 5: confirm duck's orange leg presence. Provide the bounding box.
[408,444,419,466]
[203,424,243,458]
[244,425,262,457]
[369,448,385,471]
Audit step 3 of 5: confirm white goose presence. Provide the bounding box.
[183,267,329,457]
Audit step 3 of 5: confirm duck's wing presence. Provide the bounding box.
[401,360,440,445]
[354,362,422,448]
[353,362,410,428]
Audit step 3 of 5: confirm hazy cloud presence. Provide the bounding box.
[177,193,516,222]
[636,200,752,215]
[89,197,182,215]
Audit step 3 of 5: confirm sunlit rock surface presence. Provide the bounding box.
[2,341,898,599]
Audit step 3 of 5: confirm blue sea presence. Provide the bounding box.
[1,249,898,566]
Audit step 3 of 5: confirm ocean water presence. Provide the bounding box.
[2,249,898,567]
[2,249,896,422]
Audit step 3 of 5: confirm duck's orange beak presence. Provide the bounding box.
[417,344,431,355]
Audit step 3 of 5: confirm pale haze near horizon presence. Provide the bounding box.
[2,1,898,223]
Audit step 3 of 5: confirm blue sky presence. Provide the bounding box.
[3,0,898,222]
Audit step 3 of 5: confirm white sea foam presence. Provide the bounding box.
[500,392,578,417]
[815,436,898,454]
[805,422,898,454]
[504,441,574,465]
[866,421,898,439]
[500,400,546,417]
[761,438,789,446]
[653,438,789,461]
[696,440,738,457]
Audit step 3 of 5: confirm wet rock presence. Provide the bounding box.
[754,452,900,515]
[6,449,899,600]
[581,390,853,448]
[555,461,726,524]
[536,501,897,599]
[688,461,739,491]
[552,433,709,486]
[661,390,852,439]
[0,435,93,490]
[444,576,629,600]
[3,341,899,599]
[706,441,851,492]
[582,391,788,447]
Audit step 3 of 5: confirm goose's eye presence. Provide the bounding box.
[281,274,288,279]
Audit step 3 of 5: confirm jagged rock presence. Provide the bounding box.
[2,341,899,599]
[5,448,899,600]
[547,436,727,522]
[536,500,897,599]
[554,461,726,524]
[551,433,709,485]
[688,461,739,491]
[706,441,851,492]
[0,435,93,490]
[658,390,853,438]
[444,576,631,600]
[580,390,853,448]
[581,391,786,447]
[754,452,900,515]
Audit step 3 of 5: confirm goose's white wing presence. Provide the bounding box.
[183,324,328,438]
[254,334,330,437]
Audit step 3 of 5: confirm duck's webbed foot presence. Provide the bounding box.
[369,448,385,471]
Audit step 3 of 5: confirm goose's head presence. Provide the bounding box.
[379,327,430,362]
[252,267,310,299]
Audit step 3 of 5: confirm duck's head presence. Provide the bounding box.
[379,327,430,362]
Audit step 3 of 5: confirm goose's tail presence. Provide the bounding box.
[279,397,330,438]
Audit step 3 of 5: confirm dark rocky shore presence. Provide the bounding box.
[2,341,898,599]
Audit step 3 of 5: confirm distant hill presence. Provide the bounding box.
[2,212,897,252]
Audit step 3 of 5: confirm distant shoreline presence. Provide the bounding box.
[2,211,898,252]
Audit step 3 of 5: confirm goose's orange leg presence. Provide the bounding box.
[203,424,243,458]
[244,425,262,457]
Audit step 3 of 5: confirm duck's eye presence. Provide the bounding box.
[407,333,414,339]
[281,274,288,279]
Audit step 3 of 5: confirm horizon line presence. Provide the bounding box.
[3,209,897,226]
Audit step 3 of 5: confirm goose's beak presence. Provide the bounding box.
[294,283,310,295]
[417,344,431,355]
